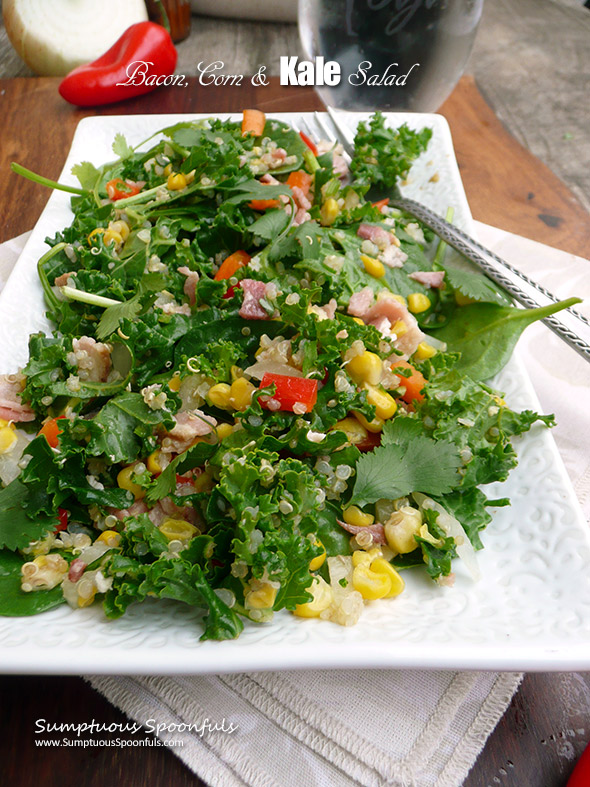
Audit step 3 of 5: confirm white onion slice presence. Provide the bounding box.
[244,360,303,381]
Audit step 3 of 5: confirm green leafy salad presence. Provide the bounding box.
[0,111,575,639]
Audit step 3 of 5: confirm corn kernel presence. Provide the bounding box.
[147,450,163,475]
[352,550,372,567]
[320,197,340,226]
[309,540,326,571]
[343,505,374,527]
[207,382,231,410]
[117,464,145,501]
[96,530,122,548]
[193,470,213,493]
[346,351,382,386]
[163,163,173,177]
[78,588,96,608]
[391,293,407,305]
[245,580,279,610]
[391,319,408,337]
[293,576,334,618]
[109,220,130,240]
[361,383,398,420]
[167,172,187,190]
[384,506,423,554]
[0,425,17,454]
[87,227,105,244]
[229,377,255,411]
[352,317,364,326]
[103,229,123,248]
[168,374,181,392]
[414,342,436,361]
[407,292,431,313]
[353,411,384,433]
[216,422,234,440]
[371,558,405,597]
[330,417,368,446]
[360,254,385,279]
[160,518,198,543]
[352,564,392,600]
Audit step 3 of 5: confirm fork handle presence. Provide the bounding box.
[391,196,590,363]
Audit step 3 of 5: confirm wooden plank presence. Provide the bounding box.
[438,76,590,257]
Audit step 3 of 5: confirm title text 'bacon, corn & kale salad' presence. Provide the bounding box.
[0,111,574,639]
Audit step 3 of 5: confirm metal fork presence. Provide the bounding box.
[297,110,590,364]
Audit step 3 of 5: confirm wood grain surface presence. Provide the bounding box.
[0,75,589,787]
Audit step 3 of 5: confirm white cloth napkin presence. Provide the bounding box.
[1,225,589,787]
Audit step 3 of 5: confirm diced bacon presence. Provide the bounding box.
[293,208,311,226]
[260,173,279,185]
[409,270,446,288]
[291,186,312,211]
[362,293,425,357]
[0,374,35,422]
[337,519,387,545]
[155,494,199,526]
[68,558,86,582]
[357,224,392,249]
[239,278,271,320]
[54,272,73,287]
[319,298,338,320]
[347,286,374,317]
[110,500,148,521]
[161,410,217,454]
[271,147,287,162]
[380,244,408,268]
[178,266,199,306]
[332,152,349,178]
[371,316,392,336]
[72,336,112,383]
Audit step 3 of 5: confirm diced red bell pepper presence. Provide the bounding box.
[568,741,590,786]
[55,508,69,533]
[299,130,318,156]
[259,373,318,413]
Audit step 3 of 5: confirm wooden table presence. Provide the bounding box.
[0,76,589,786]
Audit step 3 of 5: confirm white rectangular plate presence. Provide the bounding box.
[1,112,589,674]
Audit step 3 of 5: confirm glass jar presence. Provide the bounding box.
[146,0,192,43]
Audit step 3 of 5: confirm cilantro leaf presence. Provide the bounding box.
[112,133,134,160]
[71,161,102,191]
[443,265,510,306]
[350,439,461,507]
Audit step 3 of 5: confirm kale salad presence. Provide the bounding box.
[0,111,574,640]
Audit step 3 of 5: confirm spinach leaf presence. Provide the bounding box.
[437,297,581,380]
[0,550,65,616]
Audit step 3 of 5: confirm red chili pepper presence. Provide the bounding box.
[568,741,590,786]
[259,373,318,414]
[299,130,318,156]
[58,22,177,107]
[55,508,69,533]
[106,178,142,201]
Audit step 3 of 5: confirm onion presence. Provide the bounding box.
[244,360,303,381]
[3,0,148,76]
[412,493,481,581]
